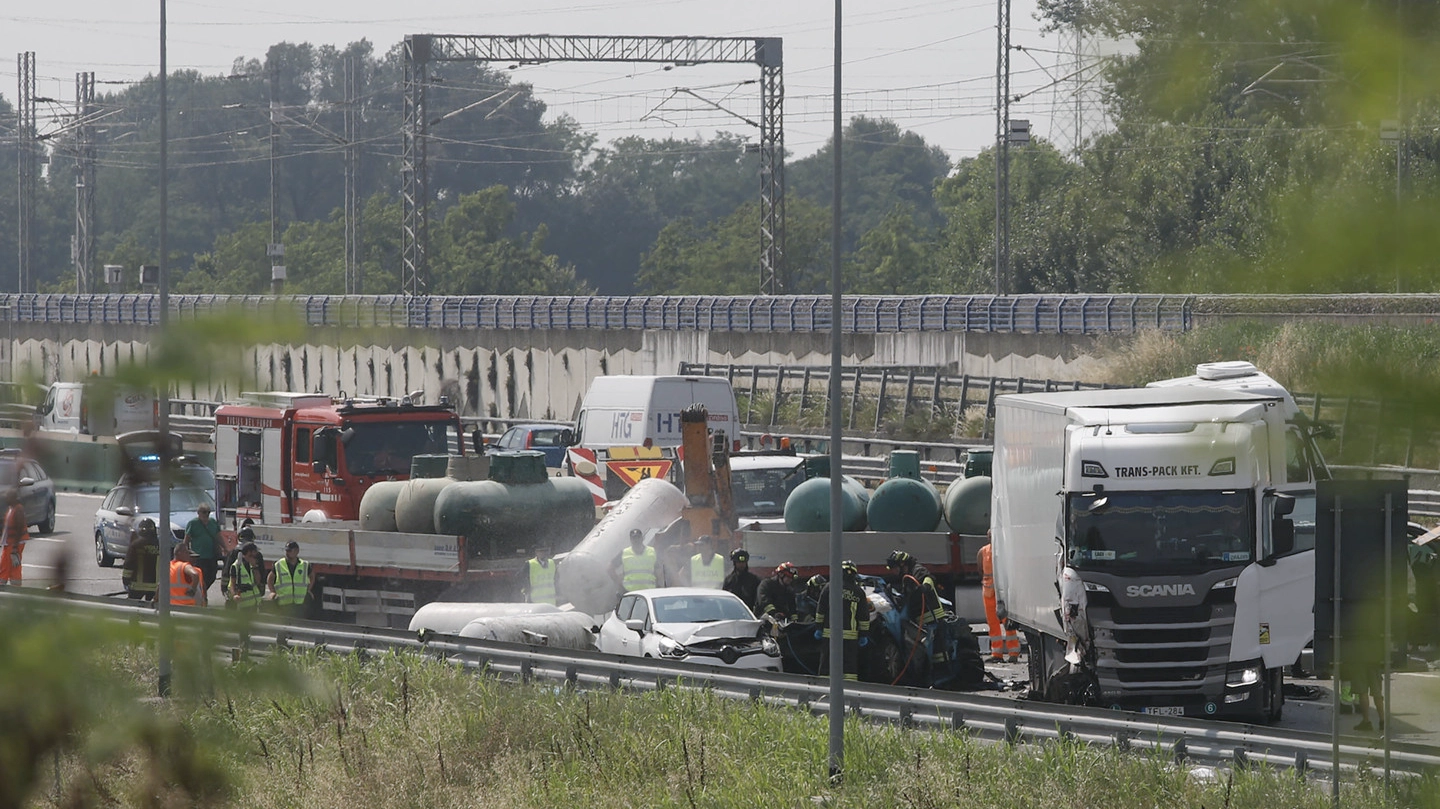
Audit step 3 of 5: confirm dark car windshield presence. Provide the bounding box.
[731,464,804,518]
[1067,490,1253,573]
[343,420,459,476]
[652,594,755,624]
[135,487,215,514]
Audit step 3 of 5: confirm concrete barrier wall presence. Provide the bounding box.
[0,430,217,493]
[7,322,1105,422]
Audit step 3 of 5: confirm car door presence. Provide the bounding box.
[19,461,45,519]
[107,486,135,548]
[599,595,635,654]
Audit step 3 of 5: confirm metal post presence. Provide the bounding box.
[156,0,173,700]
[1383,491,1393,792]
[1330,499,1342,809]
[827,0,845,784]
[993,0,1012,296]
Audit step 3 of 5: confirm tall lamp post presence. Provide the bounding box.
[155,0,174,698]
[826,0,846,782]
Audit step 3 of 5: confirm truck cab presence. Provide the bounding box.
[214,392,464,525]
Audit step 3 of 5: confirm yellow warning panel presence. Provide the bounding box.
[607,459,673,488]
[608,445,664,460]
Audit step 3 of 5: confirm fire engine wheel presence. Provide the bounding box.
[95,532,115,568]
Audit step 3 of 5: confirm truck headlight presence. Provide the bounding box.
[658,637,688,658]
[1082,580,1109,593]
[1227,665,1260,687]
[1211,577,1238,590]
[761,637,781,657]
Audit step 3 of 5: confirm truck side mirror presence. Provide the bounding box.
[313,428,338,472]
[1272,517,1295,555]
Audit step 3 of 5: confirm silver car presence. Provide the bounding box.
[93,482,214,567]
[0,450,57,534]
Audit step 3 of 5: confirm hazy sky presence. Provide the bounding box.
[2,0,1072,162]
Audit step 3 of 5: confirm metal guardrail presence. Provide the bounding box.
[0,293,1195,334]
[3,589,1435,778]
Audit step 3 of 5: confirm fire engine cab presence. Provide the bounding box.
[214,392,465,526]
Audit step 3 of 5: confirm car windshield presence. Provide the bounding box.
[1067,490,1253,573]
[343,420,459,476]
[652,594,754,624]
[134,487,215,514]
[731,463,804,518]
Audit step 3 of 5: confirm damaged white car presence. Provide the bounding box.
[596,588,782,672]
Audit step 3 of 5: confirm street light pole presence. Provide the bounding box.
[827,0,845,783]
[155,0,174,699]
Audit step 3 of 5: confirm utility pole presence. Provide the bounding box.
[74,72,96,294]
[993,0,1011,296]
[16,52,36,294]
[268,59,285,294]
[344,54,362,295]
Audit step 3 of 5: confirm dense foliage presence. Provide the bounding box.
[5,3,1440,296]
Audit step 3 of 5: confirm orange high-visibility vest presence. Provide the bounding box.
[979,544,994,591]
[169,560,201,606]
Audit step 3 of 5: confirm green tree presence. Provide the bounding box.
[637,198,831,295]
[431,186,590,295]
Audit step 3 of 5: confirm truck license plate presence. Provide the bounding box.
[1142,706,1185,717]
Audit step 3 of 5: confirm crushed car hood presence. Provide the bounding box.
[657,619,762,644]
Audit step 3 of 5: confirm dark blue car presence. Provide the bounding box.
[486,424,571,468]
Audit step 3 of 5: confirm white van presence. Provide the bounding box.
[35,381,157,436]
[572,375,741,499]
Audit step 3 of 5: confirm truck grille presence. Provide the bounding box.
[1086,594,1236,697]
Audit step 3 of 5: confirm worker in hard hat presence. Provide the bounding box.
[756,561,800,624]
[524,544,558,605]
[887,549,952,669]
[121,519,161,601]
[815,560,871,681]
[722,547,760,609]
[688,534,724,589]
[613,528,659,592]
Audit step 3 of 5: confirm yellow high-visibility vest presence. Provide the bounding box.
[690,553,724,589]
[621,546,657,591]
[528,558,557,604]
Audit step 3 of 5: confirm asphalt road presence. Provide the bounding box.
[16,493,1440,748]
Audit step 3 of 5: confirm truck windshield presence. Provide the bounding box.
[731,464,804,518]
[343,420,458,476]
[1066,490,1253,572]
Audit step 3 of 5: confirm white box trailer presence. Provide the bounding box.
[993,382,1324,721]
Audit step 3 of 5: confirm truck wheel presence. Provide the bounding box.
[1025,632,1046,695]
[1264,668,1284,723]
[95,532,114,568]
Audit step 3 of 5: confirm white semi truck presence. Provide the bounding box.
[992,362,1325,721]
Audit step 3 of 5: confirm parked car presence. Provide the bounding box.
[93,481,214,567]
[0,450,57,534]
[485,424,572,468]
[595,587,782,672]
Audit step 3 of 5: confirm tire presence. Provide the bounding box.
[37,499,55,535]
[95,532,115,568]
[1264,668,1285,723]
[868,633,903,685]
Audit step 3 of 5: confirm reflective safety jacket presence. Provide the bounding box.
[169,560,201,606]
[903,563,948,625]
[979,544,995,591]
[231,561,264,609]
[528,557,557,605]
[621,546,658,591]
[273,558,311,606]
[689,553,724,589]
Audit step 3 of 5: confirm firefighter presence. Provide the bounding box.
[979,533,1020,662]
[815,560,871,681]
[886,550,952,667]
[723,548,760,609]
[169,540,205,607]
[121,519,161,600]
[756,561,800,623]
[688,534,725,589]
[798,574,827,623]
[524,544,558,605]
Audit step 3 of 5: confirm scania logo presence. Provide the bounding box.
[1126,584,1196,597]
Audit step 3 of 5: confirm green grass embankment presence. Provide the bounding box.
[28,640,1436,809]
